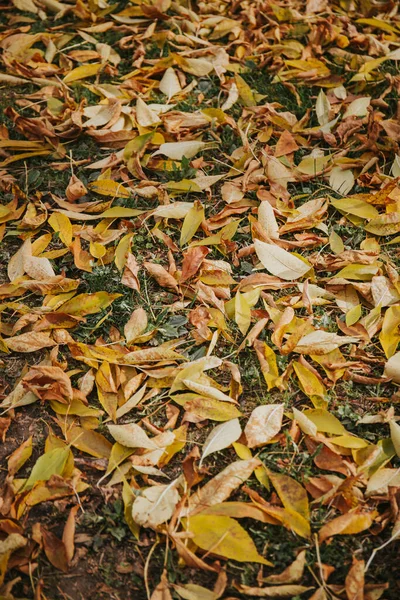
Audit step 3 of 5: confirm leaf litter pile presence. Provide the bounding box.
[2,0,400,598]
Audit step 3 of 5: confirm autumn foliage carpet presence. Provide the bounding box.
[1,0,400,598]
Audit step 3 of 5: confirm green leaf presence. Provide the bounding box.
[23,446,70,491]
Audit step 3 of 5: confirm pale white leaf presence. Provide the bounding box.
[294,330,358,355]
[333,85,347,100]
[254,239,310,281]
[292,407,318,437]
[390,420,400,457]
[159,67,182,100]
[221,81,239,111]
[329,167,354,196]
[23,255,55,281]
[258,201,279,239]
[152,202,194,219]
[153,141,208,160]
[124,308,148,343]
[385,352,400,384]
[107,423,157,449]
[391,155,400,178]
[343,97,370,119]
[366,468,400,496]
[316,89,330,126]
[131,480,180,528]
[135,98,161,128]
[182,379,236,403]
[244,404,284,448]
[200,419,242,466]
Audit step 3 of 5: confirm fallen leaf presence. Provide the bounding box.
[254,240,310,281]
[187,459,261,515]
[319,510,377,543]
[184,514,271,564]
[244,404,284,448]
[200,418,242,466]
[132,480,181,528]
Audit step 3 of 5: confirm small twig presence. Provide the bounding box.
[365,527,400,572]
[144,539,159,600]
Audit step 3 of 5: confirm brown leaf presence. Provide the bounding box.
[181,246,209,283]
[345,558,365,600]
[150,570,173,600]
[144,261,179,291]
[66,174,88,202]
[263,550,306,584]
[234,583,314,597]
[5,332,56,353]
[62,506,79,565]
[122,253,141,291]
[41,527,68,572]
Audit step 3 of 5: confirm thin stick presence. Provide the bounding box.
[144,539,159,600]
[365,527,400,572]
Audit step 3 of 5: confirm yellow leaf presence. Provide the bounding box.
[233,442,252,459]
[65,426,112,458]
[235,74,256,107]
[293,361,327,408]
[164,179,202,194]
[319,510,377,543]
[303,409,346,435]
[380,306,400,358]
[122,481,140,538]
[48,212,73,247]
[32,233,52,255]
[22,447,69,492]
[267,470,309,521]
[180,200,204,246]
[55,292,120,317]
[346,304,362,326]
[329,230,344,254]
[330,435,368,449]
[115,233,132,271]
[185,397,242,421]
[8,437,33,476]
[296,155,331,175]
[89,241,106,259]
[365,212,400,236]
[336,263,380,281]
[88,179,131,198]
[331,196,379,220]
[63,63,102,83]
[234,290,252,336]
[254,341,283,391]
[184,514,272,564]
